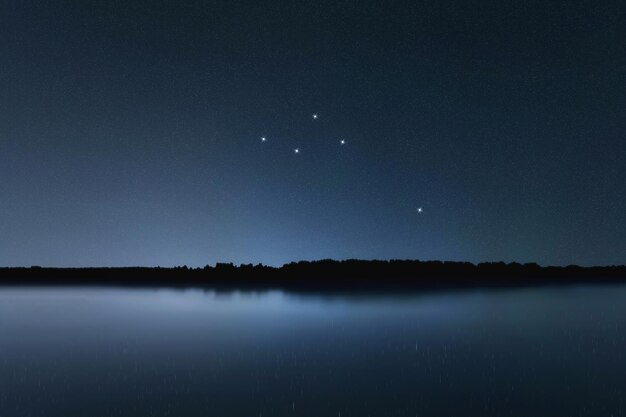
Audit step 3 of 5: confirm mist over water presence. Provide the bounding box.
[1,285,625,416]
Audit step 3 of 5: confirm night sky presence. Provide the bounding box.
[1,0,624,267]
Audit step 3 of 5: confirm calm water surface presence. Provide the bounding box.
[1,285,625,416]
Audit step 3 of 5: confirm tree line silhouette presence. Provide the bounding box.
[1,260,625,292]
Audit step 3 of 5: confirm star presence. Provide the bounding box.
[340,139,346,145]
[312,114,318,119]
[261,136,266,142]
[417,207,423,213]
[294,148,300,154]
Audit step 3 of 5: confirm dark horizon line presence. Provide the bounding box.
[2,258,626,270]
[2,259,626,292]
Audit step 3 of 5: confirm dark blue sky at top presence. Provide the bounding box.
[1,0,624,267]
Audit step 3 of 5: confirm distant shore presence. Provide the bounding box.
[1,260,625,292]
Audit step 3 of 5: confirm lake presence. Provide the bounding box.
[1,285,625,416]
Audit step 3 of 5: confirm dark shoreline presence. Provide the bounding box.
[1,260,625,292]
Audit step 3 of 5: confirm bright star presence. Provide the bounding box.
[417,207,423,213]
[261,136,266,142]
[294,148,300,154]
[312,114,318,119]
[340,139,346,145]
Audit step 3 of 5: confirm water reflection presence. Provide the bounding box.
[0,285,625,416]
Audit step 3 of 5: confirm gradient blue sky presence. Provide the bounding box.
[1,0,625,266]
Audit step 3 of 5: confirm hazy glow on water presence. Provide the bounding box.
[1,286,625,416]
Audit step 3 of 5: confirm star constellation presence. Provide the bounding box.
[258,113,423,214]
[258,113,346,155]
